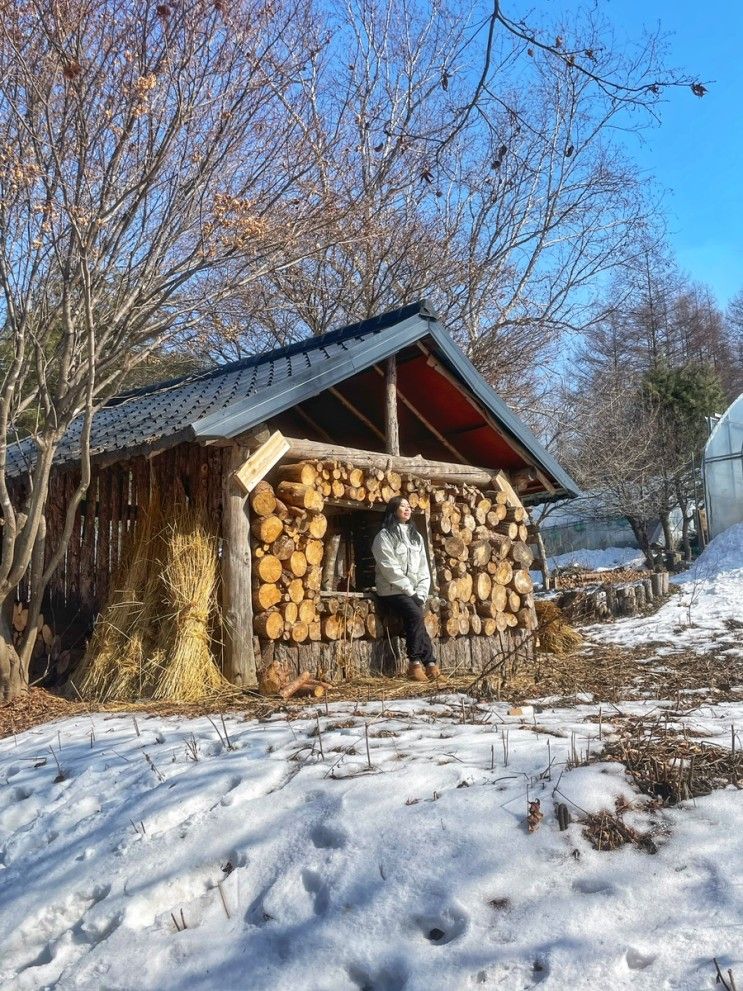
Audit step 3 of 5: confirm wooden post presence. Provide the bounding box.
[221,443,257,688]
[385,356,400,456]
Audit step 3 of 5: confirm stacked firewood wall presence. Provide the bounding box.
[431,484,536,637]
[250,459,538,646]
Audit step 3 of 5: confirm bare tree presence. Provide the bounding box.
[193,6,672,422]
[0,0,355,698]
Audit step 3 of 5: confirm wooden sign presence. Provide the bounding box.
[232,430,289,495]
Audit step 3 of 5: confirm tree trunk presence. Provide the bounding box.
[0,595,25,701]
[660,510,674,553]
[626,515,654,569]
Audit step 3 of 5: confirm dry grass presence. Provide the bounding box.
[75,490,164,702]
[535,600,582,656]
[76,499,226,704]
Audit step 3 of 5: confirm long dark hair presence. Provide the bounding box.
[381,495,422,545]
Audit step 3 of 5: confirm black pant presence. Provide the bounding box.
[379,594,435,666]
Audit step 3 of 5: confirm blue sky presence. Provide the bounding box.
[539,0,743,308]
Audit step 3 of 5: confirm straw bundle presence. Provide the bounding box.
[535,599,582,656]
[76,491,164,702]
[78,498,226,702]
[149,508,227,701]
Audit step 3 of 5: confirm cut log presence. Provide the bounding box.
[305,565,322,594]
[507,590,521,612]
[443,535,467,560]
[305,539,324,567]
[323,615,345,640]
[348,467,365,487]
[494,522,519,540]
[290,622,310,643]
[257,555,282,584]
[510,541,534,568]
[298,599,317,625]
[492,560,513,586]
[277,462,318,485]
[280,670,312,699]
[511,570,534,595]
[483,618,497,636]
[253,583,282,611]
[475,572,492,601]
[284,602,299,624]
[287,578,305,604]
[249,480,277,517]
[254,610,284,640]
[307,513,328,539]
[271,534,295,561]
[517,607,535,629]
[490,533,512,559]
[366,612,383,638]
[470,540,491,568]
[276,481,324,512]
[308,620,322,641]
[470,612,482,635]
[289,550,308,577]
[251,514,283,544]
[491,584,508,611]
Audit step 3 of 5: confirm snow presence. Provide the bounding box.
[546,547,646,572]
[1,525,743,990]
[591,523,743,659]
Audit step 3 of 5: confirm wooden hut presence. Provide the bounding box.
[6,302,579,690]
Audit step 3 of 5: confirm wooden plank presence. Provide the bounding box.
[79,470,97,610]
[233,431,290,496]
[221,444,258,687]
[490,470,523,509]
[97,468,111,606]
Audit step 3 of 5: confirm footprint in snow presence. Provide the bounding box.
[572,876,616,895]
[415,904,469,945]
[309,822,348,850]
[346,960,410,991]
[301,868,331,915]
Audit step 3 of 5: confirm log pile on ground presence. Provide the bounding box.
[250,460,539,651]
[10,604,74,683]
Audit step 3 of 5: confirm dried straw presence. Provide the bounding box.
[535,600,582,656]
[78,498,226,703]
[76,489,164,702]
[149,507,227,701]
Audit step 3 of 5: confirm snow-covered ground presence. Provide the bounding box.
[1,525,742,991]
[547,546,646,572]
[591,523,743,659]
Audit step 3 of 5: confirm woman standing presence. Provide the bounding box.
[371,496,440,681]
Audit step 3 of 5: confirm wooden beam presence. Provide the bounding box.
[372,365,472,465]
[232,431,290,495]
[293,403,334,443]
[384,356,400,456]
[267,436,494,486]
[221,444,257,688]
[329,386,386,443]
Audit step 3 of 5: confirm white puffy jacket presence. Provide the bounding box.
[372,524,431,599]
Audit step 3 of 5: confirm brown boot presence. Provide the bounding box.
[425,663,441,680]
[407,662,427,682]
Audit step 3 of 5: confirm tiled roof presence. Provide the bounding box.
[5,302,580,497]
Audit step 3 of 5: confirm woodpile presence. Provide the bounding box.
[11,604,71,681]
[250,458,539,650]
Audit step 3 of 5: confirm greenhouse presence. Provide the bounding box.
[703,393,743,538]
